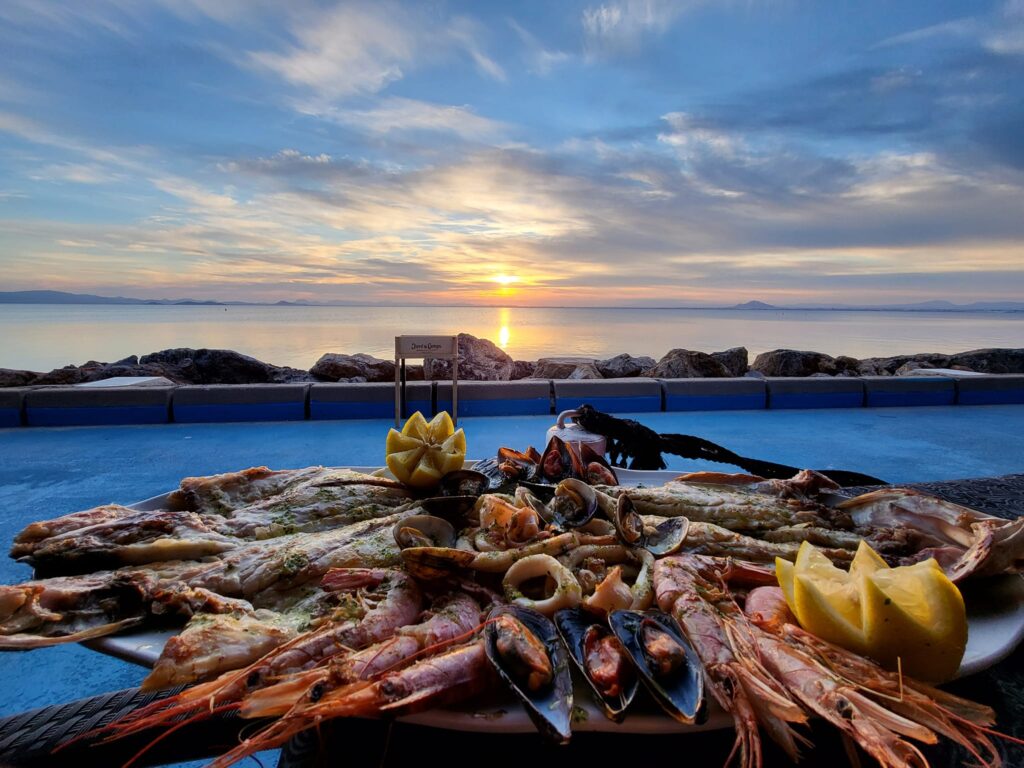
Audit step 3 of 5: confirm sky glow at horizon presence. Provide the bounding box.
[0,0,1022,306]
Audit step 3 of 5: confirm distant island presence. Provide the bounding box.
[1,290,1022,311]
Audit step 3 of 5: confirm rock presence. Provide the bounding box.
[511,360,536,380]
[751,349,837,377]
[31,365,88,386]
[645,349,730,378]
[424,334,514,381]
[567,363,603,379]
[311,353,395,383]
[810,372,833,378]
[744,370,765,379]
[895,361,935,376]
[949,348,1024,374]
[137,348,306,384]
[111,355,139,367]
[834,356,861,374]
[597,353,656,378]
[0,368,40,387]
[710,347,748,377]
[857,353,950,376]
[532,357,600,379]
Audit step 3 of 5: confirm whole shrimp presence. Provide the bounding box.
[746,585,1008,768]
[99,567,421,741]
[654,555,808,768]
[238,590,482,719]
[206,635,495,768]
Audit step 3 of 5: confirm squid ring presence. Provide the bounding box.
[502,554,582,616]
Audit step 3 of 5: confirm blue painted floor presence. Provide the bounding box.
[0,405,1022,765]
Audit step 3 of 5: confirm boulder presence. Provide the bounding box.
[0,368,40,387]
[644,349,730,378]
[511,360,537,380]
[710,347,748,377]
[312,353,395,383]
[532,357,600,379]
[751,349,837,377]
[949,348,1024,374]
[567,363,603,380]
[597,353,656,379]
[857,353,950,376]
[131,348,314,384]
[834,355,861,374]
[424,334,514,381]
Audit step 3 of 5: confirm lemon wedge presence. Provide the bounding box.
[385,411,466,489]
[776,540,967,682]
[862,559,967,682]
[790,543,868,655]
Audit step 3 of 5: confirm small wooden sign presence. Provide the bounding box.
[394,335,459,426]
[395,335,458,359]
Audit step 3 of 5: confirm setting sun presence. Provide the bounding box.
[491,274,520,286]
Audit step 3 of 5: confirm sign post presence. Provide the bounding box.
[395,335,458,427]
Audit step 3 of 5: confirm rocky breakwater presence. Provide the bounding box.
[2,341,1023,387]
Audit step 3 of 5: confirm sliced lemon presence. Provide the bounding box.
[849,539,888,578]
[775,557,796,607]
[385,411,466,489]
[862,559,967,682]
[791,542,868,655]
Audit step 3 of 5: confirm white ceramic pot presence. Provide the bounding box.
[545,410,608,456]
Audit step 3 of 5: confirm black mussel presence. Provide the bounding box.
[580,444,618,485]
[497,447,541,483]
[549,478,598,529]
[608,610,705,725]
[540,436,587,482]
[519,480,556,502]
[439,469,490,497]
[484,604,573,744]
[419,495,479,521]
[555,607,638,722]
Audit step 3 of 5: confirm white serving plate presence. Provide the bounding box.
[87,466,1024,734]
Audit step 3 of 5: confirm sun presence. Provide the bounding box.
[491,274,519,286]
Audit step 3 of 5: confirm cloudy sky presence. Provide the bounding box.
[0,0,1022,306]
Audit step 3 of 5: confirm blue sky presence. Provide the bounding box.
[0,0,1022,306]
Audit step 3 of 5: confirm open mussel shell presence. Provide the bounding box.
[613,495,643,544]
[484,604,573,744]
[418,495,479,521]
[580,443,619,485]
[608,609,706,725]
[541,436,587,482]
[548,478,598,529]
[439,469,490,497]
[555,607,638,722]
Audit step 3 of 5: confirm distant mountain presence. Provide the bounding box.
[0,290,154,305]
[2,290,1022,311]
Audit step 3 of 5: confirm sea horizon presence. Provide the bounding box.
[2,303,1022,372]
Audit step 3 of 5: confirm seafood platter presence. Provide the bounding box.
[2,411,1024,767]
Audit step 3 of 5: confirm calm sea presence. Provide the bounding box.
[1,305,1022,371]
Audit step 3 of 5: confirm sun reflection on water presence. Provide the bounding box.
[498,307,511,349]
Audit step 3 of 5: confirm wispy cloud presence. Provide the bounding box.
[582,0,697,57]
[247,3,504,104]
[508,20,570,75]
[316,97,506,141]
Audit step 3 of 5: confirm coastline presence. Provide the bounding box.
[2,334,1023,388]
